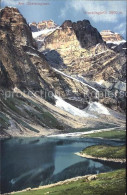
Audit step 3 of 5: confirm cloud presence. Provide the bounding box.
[119,30,126,36]
[60,1,126,23]
[60,3,70,18]
[114,22,126,31]
[114,22,126,37]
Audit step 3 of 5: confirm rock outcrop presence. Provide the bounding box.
[29,20,58,32]
[100,30,126,53]
[0,7,41,90]
[100,30,124,42]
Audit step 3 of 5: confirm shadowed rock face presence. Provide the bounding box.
[72,20,103,48]
[0,7,41,90]
[0,8,59,92]
[0,61,13,88]
[0,7,36,47]
[29,22,38,32]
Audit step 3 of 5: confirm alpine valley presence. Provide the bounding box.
[0,7,126,137]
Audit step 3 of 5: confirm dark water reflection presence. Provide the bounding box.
[0,137,125,194]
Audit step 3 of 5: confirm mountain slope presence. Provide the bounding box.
[0,7,125,137]
[36,19,126,112]
[0,7,104,109]
[41,20,126,82]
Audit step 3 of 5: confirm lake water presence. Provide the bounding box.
[0,136,125,194]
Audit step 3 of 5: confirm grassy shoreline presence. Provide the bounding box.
[75,152,126,163]
[75,144,126,164]
[81,129,126,140]
[9,169,126,195]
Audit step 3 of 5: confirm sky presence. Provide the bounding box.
[1,0,127,39]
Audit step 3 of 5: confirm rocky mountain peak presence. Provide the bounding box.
[61,19,91,30]
[73,19,90,29]
[44,19,104,50]
[100,30,126,53]
[72,20,103,48]
[0,7,49,90]
[29,20,58,32]
[100,30,125,42]
[61,20,73,28]
[0,6,36,48]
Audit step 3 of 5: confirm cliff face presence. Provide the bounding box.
[0,7,41,90]
[0,8,59,92]
[40,20,126,83]
[0,7,36,47]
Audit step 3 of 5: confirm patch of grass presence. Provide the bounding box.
[0,112,10,128]
[24,99,64,130]
[2,96,64,130]
[16,118,40,133]
[27,98,65,129]
[13,169,126,195]
[81,145,126,159]
[40,112,64,130]
[82,130,126,140]
[2,97,25,117]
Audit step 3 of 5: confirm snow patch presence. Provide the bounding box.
[32,27,59,38]
[55,96,96,118]
[85,102,110,115]
[96,80,113,89]
[26,52,39,57]
[101,31,114,35]
[0,8,4,11]
[53,68,99,93]
[106,40,126,45]
[95,43,100,48]
[93,50,107,56]
[114,81,126,91]
[96,80,104,85]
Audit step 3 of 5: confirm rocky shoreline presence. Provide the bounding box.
[75,152,126,163]
[0,126,124,140]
